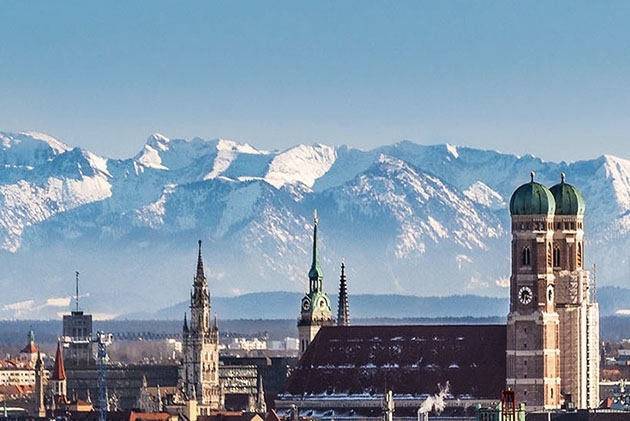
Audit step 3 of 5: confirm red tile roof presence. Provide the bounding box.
[20,342,38,354]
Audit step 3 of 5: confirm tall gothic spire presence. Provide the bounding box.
[189,240,211,333]
[337,260,350,326]
[308,210,323,292]
[195,240,205,284]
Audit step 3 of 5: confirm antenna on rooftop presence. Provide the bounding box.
[75,271,80,312]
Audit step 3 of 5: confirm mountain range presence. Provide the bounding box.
[1,131,630,320]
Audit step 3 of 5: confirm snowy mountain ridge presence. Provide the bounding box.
[1,131,630,319]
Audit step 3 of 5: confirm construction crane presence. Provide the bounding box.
[61,331,112,421]
[94,331,113,421]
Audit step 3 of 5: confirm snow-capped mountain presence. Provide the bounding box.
[1,131,629,319]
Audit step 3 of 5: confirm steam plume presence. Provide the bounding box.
[419,381,450,414]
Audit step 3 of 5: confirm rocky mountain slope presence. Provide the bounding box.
[1,131,629,319]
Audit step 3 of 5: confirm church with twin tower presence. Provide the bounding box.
[293,175,599,412]
[507,173,599,410]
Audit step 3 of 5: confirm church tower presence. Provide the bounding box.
[35,350,46,418]
[180,240,221,414]
[506,173,561,410]
[50,341,68,408]
[550,174,599,408]
[298,210,334,358]
[19,328,39,364]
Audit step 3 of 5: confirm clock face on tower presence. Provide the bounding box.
[302,298,310,311]
[547,284,554,303]
[518,286,533,305]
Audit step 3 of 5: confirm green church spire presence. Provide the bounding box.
[308,209,323,293]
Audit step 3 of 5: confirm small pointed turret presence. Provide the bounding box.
[183,313,189,332]
[52,341,66,381]
[337,260,350,326]
[51,341,68,403]
[308,210,324,292]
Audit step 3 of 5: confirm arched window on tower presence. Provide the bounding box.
[553,246,561,268]
[577,242,582,268]
[547,243,552,267]
[522,247,531,266]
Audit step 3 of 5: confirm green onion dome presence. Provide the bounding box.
[509,172,556,216]
[549,173,585,216]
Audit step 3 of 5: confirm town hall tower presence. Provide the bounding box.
[180,241,221,413]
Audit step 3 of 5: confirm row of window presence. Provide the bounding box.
[513,221,583,231]
[521,243,582,268]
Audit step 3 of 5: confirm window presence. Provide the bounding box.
[522,247,531,266]
[577,243,582,267]
[553,246,560,267]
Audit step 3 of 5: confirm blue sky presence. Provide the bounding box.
[1,1,629,162]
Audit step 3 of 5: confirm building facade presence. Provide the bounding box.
[62,273,94,367]
[550,175,600,409]
[180,240,221,414]
[297,211,334,358]
[0,332,37,387]
[507,173,599,410]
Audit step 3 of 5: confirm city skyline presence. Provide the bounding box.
[1,1,629,162]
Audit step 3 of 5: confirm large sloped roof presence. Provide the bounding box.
[282,324,506,400]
